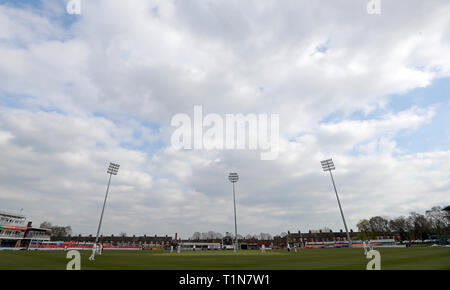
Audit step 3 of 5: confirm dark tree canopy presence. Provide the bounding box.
[40,221,72,239]
[357,206,449,241]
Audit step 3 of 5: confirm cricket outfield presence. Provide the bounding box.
[0,247,449,270]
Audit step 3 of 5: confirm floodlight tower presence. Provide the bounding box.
[228,172,239,252]
[320,159,352,247]
[89,162,120,261]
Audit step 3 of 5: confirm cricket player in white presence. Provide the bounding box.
[89,243,98,261]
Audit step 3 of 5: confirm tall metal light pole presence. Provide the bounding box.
[89,162,120,261]
[320,159,352,247]
[228,172,239,252]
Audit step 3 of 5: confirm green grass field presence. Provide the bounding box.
[0,247,449,270]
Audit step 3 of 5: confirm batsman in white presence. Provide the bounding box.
[89,244,97,261]
[88,243,102,261]
[98,243,103,255]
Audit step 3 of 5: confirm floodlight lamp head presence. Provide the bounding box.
[107,162,120,175]
[320,159,335,172]
[228,172,239,183]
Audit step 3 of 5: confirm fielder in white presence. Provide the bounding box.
[88,244,98,261]
[363,240,374,255]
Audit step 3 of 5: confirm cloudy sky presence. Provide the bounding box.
[0,0,449,238]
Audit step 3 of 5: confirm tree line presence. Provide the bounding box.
[356,206,449,240]
[40,221,72,239]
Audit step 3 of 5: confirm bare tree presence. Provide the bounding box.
[369,216,390,236]
[389,217,410,240]
[39,221,72,239]
[426,206,449,235]
[259,233,272,240]
[357,219,373,239]
[408,212,432,240]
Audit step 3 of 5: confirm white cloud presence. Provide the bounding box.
[0,0,449,237]
[317,106,436,152]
